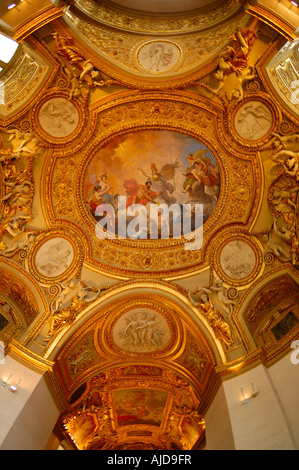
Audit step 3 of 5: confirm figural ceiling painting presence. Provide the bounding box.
[114,388,168,427]
[84,129,220,239]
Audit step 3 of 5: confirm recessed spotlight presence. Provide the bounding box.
[291,0,299,6]
[8,3,17,9]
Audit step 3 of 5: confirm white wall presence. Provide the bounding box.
[268,352,299,449]
[0,355,60,450]
[205,383,235,450]
[222,363,295,450]
[205,356,299,450]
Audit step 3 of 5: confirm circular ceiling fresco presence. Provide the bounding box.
[83,129,220,241]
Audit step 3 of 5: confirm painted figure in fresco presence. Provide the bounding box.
[183,151,220,204]
[96,173,114,204]
[87,186,104,212]
[137,163,176,204]
[85,131,221,237]
[87,173,114,212]
[183,160,218,200]
[124,179,159,208]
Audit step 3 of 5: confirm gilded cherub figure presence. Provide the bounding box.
[51,278,101,313]
[211,28,257,98]
[200,300,235,347]
[53,33,105,94]
[0,216,35,256]
[261,217,291,262]
[188,276,237,317]
[45,294,86,341]
[45,276,106,343]
[189,291,234,347]
[273,149,299,182]
[271,132,299,149]
[226,66,257,102]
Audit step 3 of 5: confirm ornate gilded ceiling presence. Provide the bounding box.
[0,0,299,451]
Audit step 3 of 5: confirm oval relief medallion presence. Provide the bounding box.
[34,236,74,278]
[112,309,171,354]
[136,40,182,74]
[234,100,273,142]
[38,97,79,138]
[28,233,81,282]
[219,239,257,281]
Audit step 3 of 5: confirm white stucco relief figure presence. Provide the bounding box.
[34,237,74,278]
[50,277,101,313]
[38,97,79,138]
[113,310,171,353]
[137,41,181,74]
[188,275,237,318]
[234,101,272,141]
[0,216,36,256]
[219,240,256,280]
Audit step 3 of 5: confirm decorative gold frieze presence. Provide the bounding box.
[75,0,243,35]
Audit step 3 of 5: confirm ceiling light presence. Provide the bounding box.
[0,34,19,63]
[9,376,24,392]
[8,3,17,8]
[291,0,299,6]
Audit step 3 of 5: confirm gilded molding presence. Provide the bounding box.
[8,339,54,373]
[62,8,251,87]
[245,2,297,41]
[74,0,244,35]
